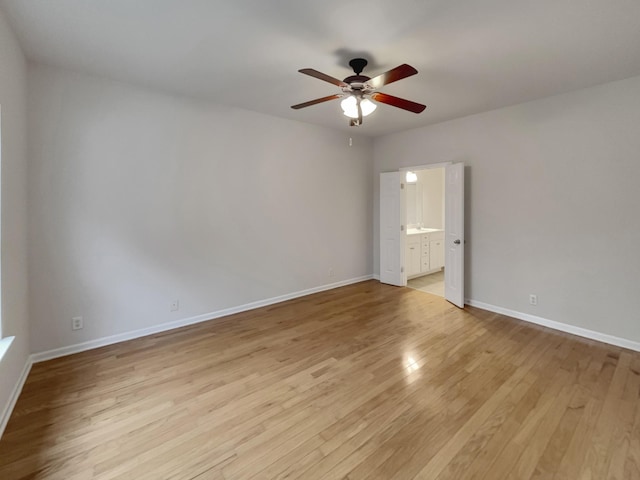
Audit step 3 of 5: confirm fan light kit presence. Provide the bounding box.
[292,58,426,127]
[341,96,376,118]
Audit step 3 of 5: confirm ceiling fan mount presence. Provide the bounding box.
[348,58,368,75]
[291,58,426,126]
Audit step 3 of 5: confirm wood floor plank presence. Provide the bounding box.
[413,333,558,480]
[0,281,638,479]
[576,351,632,479]
[440,339,567,480]
[605,364,640,480]
[624,358,640,480]
[316,310,535,480]
[527,349,599,480]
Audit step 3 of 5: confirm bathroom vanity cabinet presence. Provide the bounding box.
[405,229,444,278]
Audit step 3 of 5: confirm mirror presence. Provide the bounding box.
[406,182,423,227]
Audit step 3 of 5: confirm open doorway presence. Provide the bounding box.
[403,167,445,296]
[379,163,464,307]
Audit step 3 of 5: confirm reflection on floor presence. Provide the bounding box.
[407,270,444,296]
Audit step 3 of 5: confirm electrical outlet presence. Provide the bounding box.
[72,316,83,330]
[170,300,180,312]
[529,294,538,306]
[329,268,335,278]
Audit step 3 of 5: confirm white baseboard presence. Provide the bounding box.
[465,298,640,352]
[32,275,375,363]
[0,356,33,439]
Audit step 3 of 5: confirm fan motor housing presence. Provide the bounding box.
[343,75,371,85]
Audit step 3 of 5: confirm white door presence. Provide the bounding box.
[445,163,465,307]
[379,172,405,286]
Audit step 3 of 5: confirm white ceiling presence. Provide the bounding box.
[3,0,640,137]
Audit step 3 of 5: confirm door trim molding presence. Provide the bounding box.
[399,162,452,172]
[0,356,33,439]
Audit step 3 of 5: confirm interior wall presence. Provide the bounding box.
[374,74,640,343]
[0,9,29,422]
[28,64,373,354]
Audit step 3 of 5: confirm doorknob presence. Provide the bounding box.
[453,239,461,244]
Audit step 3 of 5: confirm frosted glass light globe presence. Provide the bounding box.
[341,96,377,118]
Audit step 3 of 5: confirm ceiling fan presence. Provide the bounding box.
[291,58,426,127]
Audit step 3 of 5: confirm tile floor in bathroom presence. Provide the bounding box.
[407,269,444,296]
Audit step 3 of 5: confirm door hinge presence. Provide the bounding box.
[400,225,405,231]
[400,183,405,189]
[401,267,404,273]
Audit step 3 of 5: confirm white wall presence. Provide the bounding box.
[28,64,373,354]
[374,75,640,343]
[0,9,29,425]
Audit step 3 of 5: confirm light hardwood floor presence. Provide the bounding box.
[1,281,639,479]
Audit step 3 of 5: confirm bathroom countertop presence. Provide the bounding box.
[406,227,443,236]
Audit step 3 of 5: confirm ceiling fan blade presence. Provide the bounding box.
[366,64,418,89]
[298,68,348,87]
[371,92,426,113]
[291,94,342,110]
